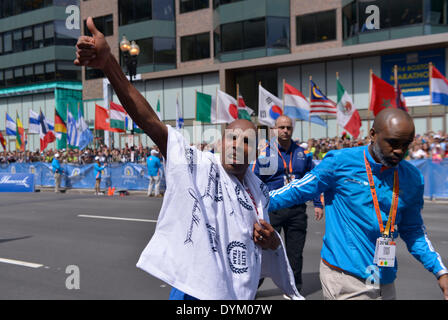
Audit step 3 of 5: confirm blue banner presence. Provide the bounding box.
[0,161,446,198]
[381,48,445,105]
[0,173,35,192]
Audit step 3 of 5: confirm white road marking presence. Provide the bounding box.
[0,258,44,269]
[78,214,157,223]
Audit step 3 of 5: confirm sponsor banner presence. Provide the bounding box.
[0,173,35,192]
[381,48,446,106]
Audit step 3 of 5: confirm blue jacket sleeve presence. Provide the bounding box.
[308,156,323,209]
[398,174,448,279]
[269,151,337,212]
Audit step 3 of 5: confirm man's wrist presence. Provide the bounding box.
[436,270,448,280]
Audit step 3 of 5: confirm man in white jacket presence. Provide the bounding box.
[74,17,302,300]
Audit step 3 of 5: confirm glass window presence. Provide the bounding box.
[429,0,446,24]
[153,0,174,20]
[24,65,34,76]
[297,10,336,45]
[57,60,81,81]
[13,29,22,52]
[390,0,423,27]
[181,32,210,62]
[34,24,44,48]
[266,17,290,49]
[244,18,265,49]
[85,67,104,80]
[154,37,176,65]
[343,1,358,40]
[136,38,154,66]
[23,27,33,50]
[44,22,55,46]
[221,22,243,52]
[119,0,152,25]
[0,35,3,54]
[213,0,243,9]
[234,68,277,114]
[180,0,208,13]
[3,32,12,53]
[45,61,56,80]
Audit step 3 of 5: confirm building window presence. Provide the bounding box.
[244,18,265,49]
[234,68,277,113]
[44,22,55,46]
[85,67,104,80]
[84,15,114,37]
[3,32,12,53]
[219,18,267,53]
[56,60,81,81]
[23,27,33,50]
[153,0,174,20]
[0,0,54,19]
[34,24,44,48]
[180,0,209,13]
[13,29,22,52]
[181,32,210,62]
[296,10,336,45]
[213,0,244,9]
[136,38,154,66]
[154,37,176,65]
[266,17,290,49]
[119,0,152,25]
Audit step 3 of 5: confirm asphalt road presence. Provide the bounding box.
[0,192,446,300]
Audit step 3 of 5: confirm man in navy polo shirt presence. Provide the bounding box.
[253,115,323,295]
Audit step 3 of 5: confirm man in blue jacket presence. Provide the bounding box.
[146,149,162,197]
[269,108,448,300]
[94,156,106,196]
[51,153,63,193]
[253,115,323,294]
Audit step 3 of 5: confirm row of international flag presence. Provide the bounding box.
[194,64,448,139]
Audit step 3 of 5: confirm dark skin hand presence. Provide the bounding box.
[253,219,280,250]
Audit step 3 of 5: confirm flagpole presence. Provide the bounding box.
[368,69,373,131]
[429,62,433,132]
[308,76,312,140]
[336,72,340,137]
[282,79,285,112]
[194,91,197,123]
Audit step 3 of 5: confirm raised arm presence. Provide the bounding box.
[74,17,167,158]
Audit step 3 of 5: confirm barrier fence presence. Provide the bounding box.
[0,160,446,199]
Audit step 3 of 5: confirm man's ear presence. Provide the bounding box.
[369,127,376,143]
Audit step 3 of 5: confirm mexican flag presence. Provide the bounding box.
[196,90,239,124]
[110,101,127,131]
[237,95,254,120]
[337,79,361,138]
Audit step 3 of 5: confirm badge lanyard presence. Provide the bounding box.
[273,144,293,174]
[363,151,399,238]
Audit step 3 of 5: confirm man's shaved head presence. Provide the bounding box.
[222,119,257,181]
[373,108,414,133]
[370,108,415,167]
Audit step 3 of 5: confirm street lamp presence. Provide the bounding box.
[120,35,140,83]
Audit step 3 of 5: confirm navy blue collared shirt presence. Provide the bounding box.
[253,140,323,209]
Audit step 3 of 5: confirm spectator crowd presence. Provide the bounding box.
[0,131,446,164]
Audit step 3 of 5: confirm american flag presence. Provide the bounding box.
[310,80,337,115]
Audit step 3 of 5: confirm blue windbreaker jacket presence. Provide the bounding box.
[269,145,447,284]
